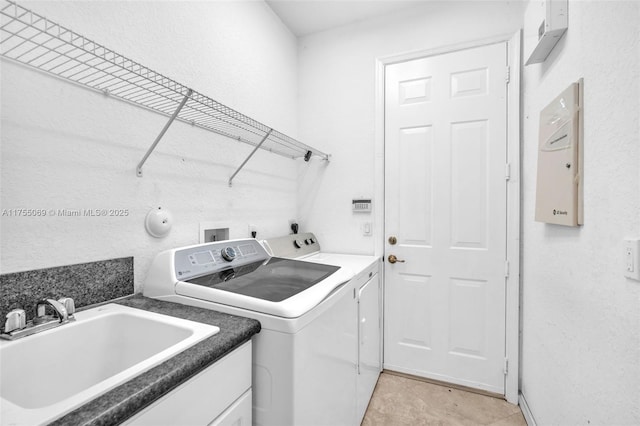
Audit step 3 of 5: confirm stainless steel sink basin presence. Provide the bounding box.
[0,303,219,425]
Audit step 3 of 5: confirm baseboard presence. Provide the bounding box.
[519,392,537,426]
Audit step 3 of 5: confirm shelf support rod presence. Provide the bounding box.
[229,129,273,187]
[136,89,193,177]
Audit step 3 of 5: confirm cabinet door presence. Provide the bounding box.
[123,342,251,426]
[208,390,251,426]
[357,274,381,422]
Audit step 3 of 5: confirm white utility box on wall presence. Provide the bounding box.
[534,79,583,227]
[525,0,568,65]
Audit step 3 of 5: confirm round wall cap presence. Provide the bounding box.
[145,206,173,238]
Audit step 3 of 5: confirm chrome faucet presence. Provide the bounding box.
[35,298,69,323]
[1,297,76,340]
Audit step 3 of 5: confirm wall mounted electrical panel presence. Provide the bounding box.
[525,0,568,65]
[535,79,583,227]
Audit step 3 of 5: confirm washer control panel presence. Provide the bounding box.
[174,239,268,281]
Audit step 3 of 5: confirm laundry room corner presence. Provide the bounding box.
[3,1,640,424]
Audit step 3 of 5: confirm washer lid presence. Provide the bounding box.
[175,259,354,318]
[185,257,340,302]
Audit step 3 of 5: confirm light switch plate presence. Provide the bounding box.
[624,239,640,281]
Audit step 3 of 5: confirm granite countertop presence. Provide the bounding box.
[51,295,261,426]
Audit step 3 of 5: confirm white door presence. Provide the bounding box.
[384,42,508,394]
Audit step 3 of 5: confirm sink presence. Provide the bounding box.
[0,303,219,425]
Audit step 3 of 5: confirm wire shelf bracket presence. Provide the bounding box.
[229,128,272,187]
[137,89,193,177]
[0,0,331,180]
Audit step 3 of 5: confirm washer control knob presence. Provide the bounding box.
[221,247,237,262]
[294,240,305,248]
[310,237,316,244]
[305,239,311,245]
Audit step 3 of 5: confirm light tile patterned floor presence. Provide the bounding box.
[362,372,527,426]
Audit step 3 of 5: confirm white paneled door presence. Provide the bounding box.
[384,42,508,394]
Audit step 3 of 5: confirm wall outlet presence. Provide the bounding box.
[624,239,640,281]
[289,219,299,234]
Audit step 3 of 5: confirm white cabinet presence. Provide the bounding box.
[123,341,252,426]
[355,262,382,424]
[208,389,251,426]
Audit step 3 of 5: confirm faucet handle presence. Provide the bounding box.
[4,309,26,333]
[58,298,75,316]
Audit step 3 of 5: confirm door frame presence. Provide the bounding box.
[373,31,521,404]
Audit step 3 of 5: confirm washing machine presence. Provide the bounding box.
[143,238,358,426]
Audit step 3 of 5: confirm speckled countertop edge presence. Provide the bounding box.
[50,295,261,426]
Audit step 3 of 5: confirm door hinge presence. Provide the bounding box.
[506,66,511,84]
[505,260,510,278]
[504,358,509,375]
[505,163,511,181]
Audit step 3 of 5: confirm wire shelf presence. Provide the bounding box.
[0,0,329,179]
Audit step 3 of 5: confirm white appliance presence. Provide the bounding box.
[262,232,382,424]
[143,238,358,426]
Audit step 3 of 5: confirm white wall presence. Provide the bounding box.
[0,1,302,290]
[297,1,524,255]
[520,1,640,424]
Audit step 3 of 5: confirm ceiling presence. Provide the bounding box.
[265,0,429,37]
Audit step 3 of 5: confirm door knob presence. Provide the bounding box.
[388,255,405,264]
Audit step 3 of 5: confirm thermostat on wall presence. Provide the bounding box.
[352,199,372,213]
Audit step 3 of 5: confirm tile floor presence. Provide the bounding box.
[362,372,527,426]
